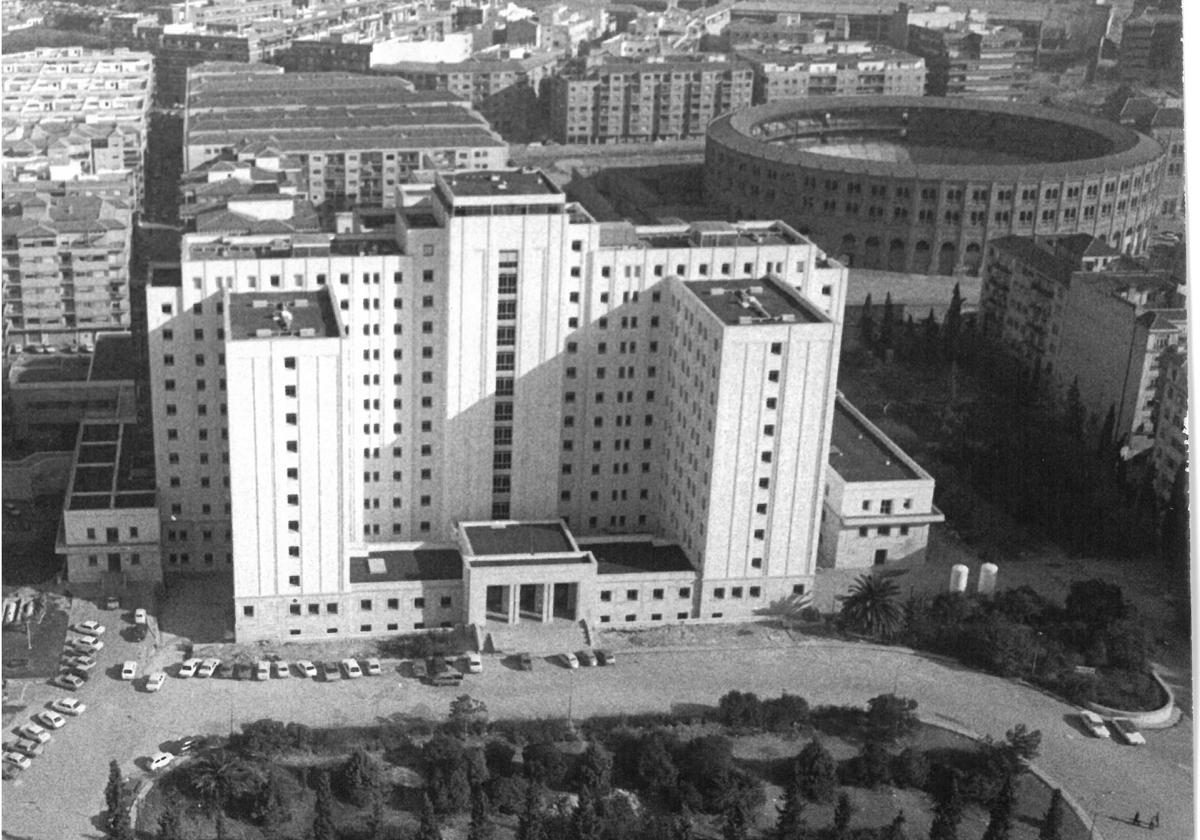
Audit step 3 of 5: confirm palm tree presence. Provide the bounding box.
[839,575,904,640]
[184,750,264,812]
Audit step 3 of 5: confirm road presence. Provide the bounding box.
[1,620,1190,840]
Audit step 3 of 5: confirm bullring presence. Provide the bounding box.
[705,97,1165,275]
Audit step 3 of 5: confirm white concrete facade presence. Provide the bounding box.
[145,169,848,640]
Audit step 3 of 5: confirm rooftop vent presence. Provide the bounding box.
[298,328,316,337]
[254,328,273,337]
[251,300,268,308]
[292,299,310,308]
[367,556,387,575]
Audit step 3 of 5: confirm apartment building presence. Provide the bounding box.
[156,31,291,105]
[1118,9,1182,87]
[276,40,373,74]
[1150,345,1187,501]
[1112,95,1185,220]
[819,396,943,568]
[2,193,134,349]
[375,50,560,141]
[906,20,1035,98]
[1,48,153,200]
[738,42,926,103]
[981,235,1186,452]
[549,58,753,144]
[145,168,847,638]
[183,67,507,209]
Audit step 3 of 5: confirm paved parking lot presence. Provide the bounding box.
[2,595,1191,840]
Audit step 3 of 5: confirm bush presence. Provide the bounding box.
[335,748,384,807]
[484,739,516,778]
[523,741,566,789]
[762,693,810,731]
[840,740,893,788]
[1092,668,1164,711]
[1041,669,1098,706]
[422,735,473,814]
[485,774,528,815]
[865,694,919,742]
[231,719,301,757]
[793,739,838,803]
[892,747,929,789]
[717,691,764,729]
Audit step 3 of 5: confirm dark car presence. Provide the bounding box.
[427,656,447,676]
[595,649,616,666]
[128,623,149,643]
[430,671,464,687]
[577,650,596,667]
[215,662,235,679]
[322,661,341,681]
[176,735,205,755]
[410,659,428,680]
[233,663,253,681]
[516,652,533,671]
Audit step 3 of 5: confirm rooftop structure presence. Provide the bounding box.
[829,399,918,482]
[460,521,577,556]
[683,277,823,326]
[226,290,340,341]
[348,549,463,583]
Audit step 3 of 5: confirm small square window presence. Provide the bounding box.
[714,588,725,599]
[600,590,612,602]
[679,587,691,598]
[626,589,638,601]
[414,598,426,608]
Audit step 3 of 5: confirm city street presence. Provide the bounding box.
[2,616,1190,840]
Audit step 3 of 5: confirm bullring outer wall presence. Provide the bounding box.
[705,97,1166,276]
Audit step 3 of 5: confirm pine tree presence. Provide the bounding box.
[1038,789,1065,840]
[105,760,124,827]
[721,793,750,840]
[928,772,963,840]
[923,309,940,364]
[982,774,1015,840]
[1065,378,1084,439]
[942,283,963,362]
[1097,404,1116,455]
[833,792,854,839]
[794,739,838,803]
[311,770,338,840]
[367,791,386,840]
[860,293,876,349]
[571,789,603,840]
[884,811,909,840]
[415,793,443,840]
[516,781,547,840]
[110,805,134,840]
[468,776,495,840]
[214,810,230,840]
[879,292,895,356]
[774,765,807,840]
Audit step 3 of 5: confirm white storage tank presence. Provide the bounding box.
[949,563,969,594]
[978,563,998,596]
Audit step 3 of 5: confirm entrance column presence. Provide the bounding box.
[508,584,519,625]
[542,583,554,623]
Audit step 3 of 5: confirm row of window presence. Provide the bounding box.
[280,622,453,635]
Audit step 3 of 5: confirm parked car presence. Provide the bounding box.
[69,636,103,654]
[176,736,202,755]
[595,650,616,666]
[272,660,291,679]
[2,601,16,625]
[145,672,166,692]
[516,652,533,671]
[340,659,363,679]
[410,659,428,680]
[3,752,31,770]
[1110,718,1146,745]
[34,710,66,730]
[129,623,149,643]
[148,751,174,771]
[296,660,318,678]
[72,621,105,636]
[431,671,464,687]
[215,662,235,680]
[1078,710,1110,739]
[464,653,483,674]
[178,658,201,678]
[64,654,97,673]
[104,595,120,610]
[577,650,596,667]
[12,739,44,758]
[233,663,252,681]
[427,656,448,676]
[53,673,85,691]
[322,661,341,681]
[16,723,49,744]
[120,661,137,681]
[50,698,86,716]
[133,608,148,625]
[196,659,219,678]
[561,652,579,669]
[362,658,381,676]
[254,661,270,681]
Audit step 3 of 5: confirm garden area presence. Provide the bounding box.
[123,689,1085,840]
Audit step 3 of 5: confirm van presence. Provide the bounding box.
[340,658,363,679]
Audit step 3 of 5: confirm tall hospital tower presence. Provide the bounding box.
[145,169,847,640]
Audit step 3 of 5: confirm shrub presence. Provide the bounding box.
[865,694,919,742]
[793,739,838,803]
[841,740,892,788]
[717,691,764,729]
[523,741,566,789]
[423,735,473,814]
[335,748,384,807]
[232,719,298,757]
[892,747,929,789]
[484,739,516,778]
[1093,668,1164,711]
[1105,619,1152,672]
[762,693,810,731]
[1043,669,1098,706]
[485,774,528,815]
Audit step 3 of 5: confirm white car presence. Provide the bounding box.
[561,652,579,669]
[177,658,201,678]
[255,661,270,680]
[120,661,138,681]
[272,660,291,679]
[363,658,382,676]
[54,673,86,691]
[1078,710,1110,739]
[16,723,49,744]
[1110,718,1146,746]
[148,751,174,771]
[70,636,104,654]
[145,672,166,692]
[72,620,106,636]
[196,658,219,678]
[341,658,363,679]
[3,752,31,770]
[50,698,86,716]
[296,660,318,678]
[33,710,66,730]
[465,653,483,674]
[133,608,148,625]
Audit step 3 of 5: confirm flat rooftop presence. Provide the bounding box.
[440,170,562,200]
[227,289,339,341]
[585,541,696,576]
[684,277,823,326]
[461,521,575,556]
[828,399,918,482]
[66,421,156,510]
[88,334,138,381]
[349,548,463,583]
[9,354,93,385]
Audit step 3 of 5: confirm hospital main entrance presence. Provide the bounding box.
[484,581,579,624]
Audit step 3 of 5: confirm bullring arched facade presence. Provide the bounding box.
[705,97,1166,275]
